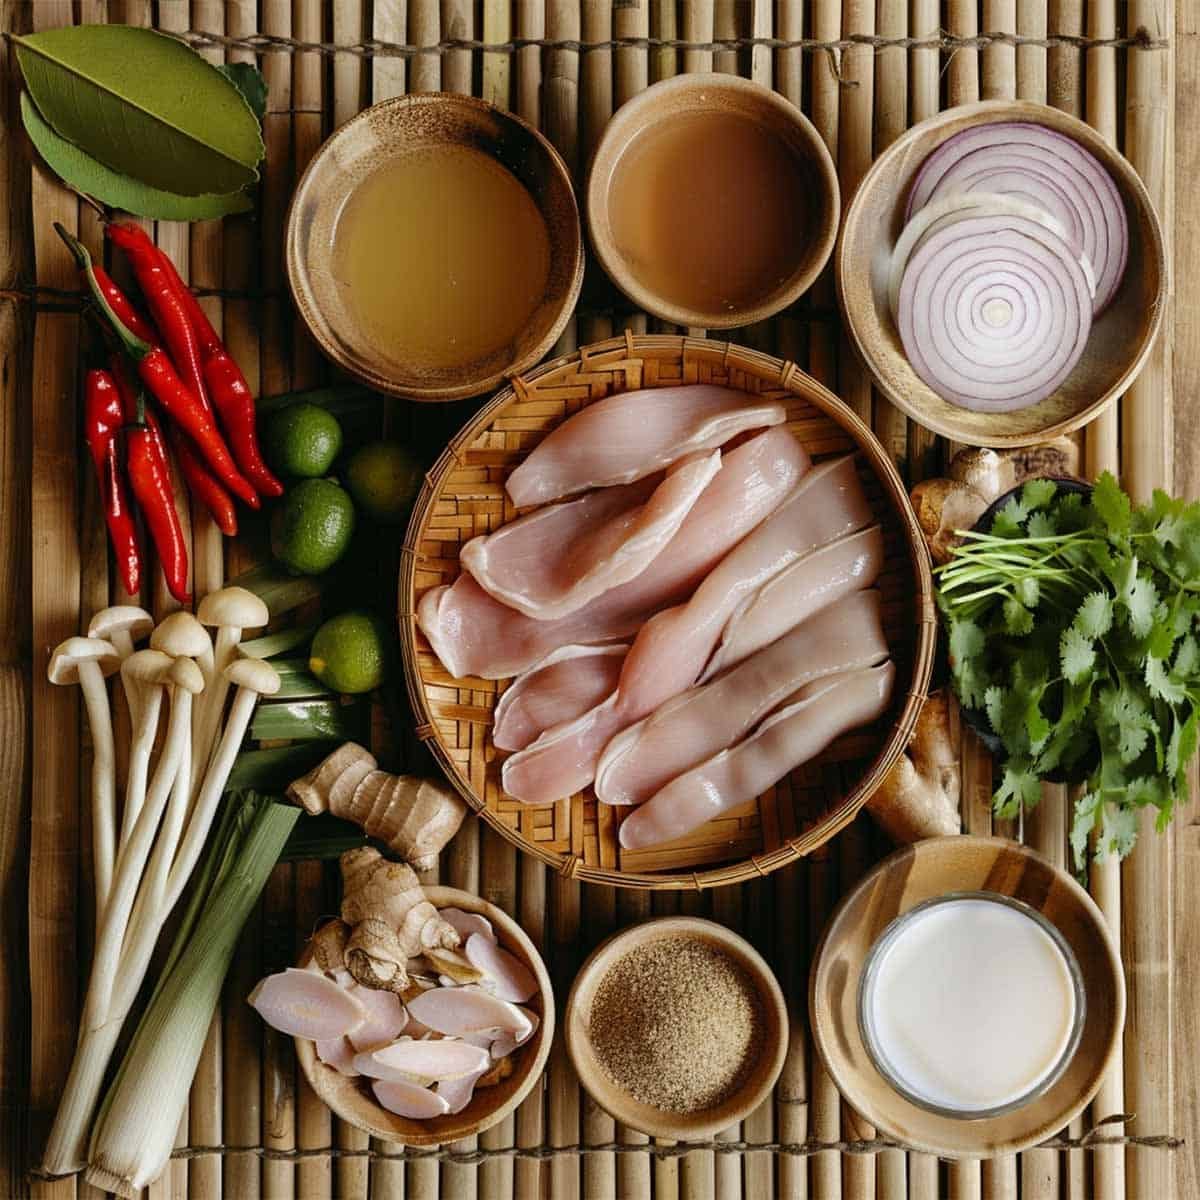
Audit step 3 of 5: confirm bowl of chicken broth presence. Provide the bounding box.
[286,94,583,401]
[587,75,839,329]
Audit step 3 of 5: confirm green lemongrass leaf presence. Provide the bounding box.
[228,562,325,617]
[239,622,319,661]
[216,63,268,121]
[281,812,368,861]
[226,741,338,791]
[1075,591,1114,639]
[249,698,366,742]
[15,26,262,196]
[271,658,333,700]
[21,93,252,220]
[1060,626,1096,685]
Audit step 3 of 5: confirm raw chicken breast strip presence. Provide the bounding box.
[417,429,810,679]
[502,521,884,806]
[460,450,721,620]
[595,591,888,806]
[700,525,886,682]
[505,384,786,507]
[618,662,897,850]
[493,644,629,752]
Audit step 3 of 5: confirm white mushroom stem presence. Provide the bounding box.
[190,624,240,781]
[78,661,117,912]
[120,684,163,854]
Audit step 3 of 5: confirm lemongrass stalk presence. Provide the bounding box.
[239,622,318,660]
[267,658,332,699]
[227,563,325,616]
[225,741,337,792]
[86,795,300,1197]
[248,697,364,742]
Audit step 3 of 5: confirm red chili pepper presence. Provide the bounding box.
[111,357,191,605]
[171,425,238,537]
[91,264,160,346]
[154,246,284,498]
[84,369,142,597]
[55,223,260,510]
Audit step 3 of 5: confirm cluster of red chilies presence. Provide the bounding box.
[58,221,283,604]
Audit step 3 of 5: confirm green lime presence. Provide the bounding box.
[263,402,343,478]
[270,478,356,575]
[344,440,423,524]
[309,610,392,694]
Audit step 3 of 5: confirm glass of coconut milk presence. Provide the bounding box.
[858,892,1085,1119]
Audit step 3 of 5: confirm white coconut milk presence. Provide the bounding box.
[862,896,1079,1114]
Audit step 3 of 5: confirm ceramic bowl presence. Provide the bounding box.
[837,100,1166,447]
[587,74,839,329]
[286,93,583,401]
[810,836,1125,1158]
[565,917,788,1140]
[295,886,554,1145]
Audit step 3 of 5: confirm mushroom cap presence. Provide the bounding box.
[150,611,213,659]
[121,648,175,685]
[48,637,120,684]
[197,586,270,632]
[169,657,206,695]
[87,605,154,645]
[225,656,281,695]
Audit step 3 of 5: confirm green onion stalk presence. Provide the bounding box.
[85,792,299,1197]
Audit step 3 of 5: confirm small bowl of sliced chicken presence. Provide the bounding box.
[260,884,553,1145]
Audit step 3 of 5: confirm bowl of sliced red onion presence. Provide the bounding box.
[292,887,553,1145]
[837,100,1165,448]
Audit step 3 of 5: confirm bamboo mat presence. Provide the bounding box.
[2,2,1195,1199]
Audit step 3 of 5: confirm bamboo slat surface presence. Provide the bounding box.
[2,3,1194,1198]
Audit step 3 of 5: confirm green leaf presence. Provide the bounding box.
[1167,709,1199,780]
[1022,478,1059,511]
[1145,656,1188,704]
[1091,471,1132,535]
[990,497,1028,536]
[1098,802,1139,859]
[1074,592,1114,639]
[1060,626,1096,685]
[1015,576,1040,608]
[20,92,251,220]
[994,761,1042,819]
[1070,791,1101,865]
[217,63,268,121]
[1003,596,1035,636]
[1175,635,1200,680]
[15,26,263,197]
[1027,511,1058,540]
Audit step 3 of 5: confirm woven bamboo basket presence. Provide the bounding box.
[399,334,935,889]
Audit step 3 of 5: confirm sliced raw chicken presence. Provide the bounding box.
[461,451,720,620]
[493,644,629,752]
[596,590,888,806]
[700,525,886,682]
[618,662,897,850]
[505,384,785,507]
[419,430,810,680]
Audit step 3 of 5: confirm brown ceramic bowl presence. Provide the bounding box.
[295,886,554,1145]
[810,837,1125,1158]
[286,94,583,401]
[587,74,839,329]
[564,917,788,1141]
[837,100,1166,447]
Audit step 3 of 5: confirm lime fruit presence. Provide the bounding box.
[345,440,423,523]
[270,478,356,575]
[263,402,343,478]
[309,610,392,694]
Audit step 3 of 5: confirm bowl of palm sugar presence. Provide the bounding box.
[564,917,788,1140]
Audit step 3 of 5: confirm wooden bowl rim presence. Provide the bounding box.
[809,835,1127,1158]
[835,98,1167,448]
[563,916,789,1140]
[294,885,555,1145]
[399,333,938,890]
[284,92,584,402]
[586,73,840,329]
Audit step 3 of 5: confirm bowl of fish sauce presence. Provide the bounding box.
[587,74,839,329]
[286,93,584,401]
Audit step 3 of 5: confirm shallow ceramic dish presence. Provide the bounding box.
[295,886,554,1145]
[810,836,1125,1158]
[286,93,583,401]
[837,100,1166,447]
[588,74,839,329]
[564,917,788,1141]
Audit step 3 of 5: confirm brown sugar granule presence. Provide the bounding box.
[587,936,764,1113]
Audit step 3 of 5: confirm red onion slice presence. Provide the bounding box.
[887,192,1095,321]
[897,212,1093,412]
[904,122,1127,314]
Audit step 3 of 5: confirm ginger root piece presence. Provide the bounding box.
[910,477,995,565]
[867,689,961,843]
[310,919,350,975]
[287,742,468,871]
[339,848,460,992]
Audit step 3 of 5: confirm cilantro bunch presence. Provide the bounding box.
[936,473,1200,869]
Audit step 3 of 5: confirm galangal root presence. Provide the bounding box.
[287,742,467,872]
[867,688,961,843]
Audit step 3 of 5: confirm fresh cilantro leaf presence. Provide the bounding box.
[1070,790,1101,866]
[1092,471,1132,534]
[1022,478,1059,511]
[1025,692,1051,752]
[1004,596,1035,636]
[1015,576,1040,608]
[949,617,984,665]
[990,496,1028,537]
[1165,710,1197,779]
[1060,626,1096,684]
[1147,604,1178,659]
[993,760,1042,819]
[1098,802,1139,859]
[1125,774,1168,811]
[1121,570,1159,639]
[1175,634,1200,679]
[984,685,1007,737]
[1027,511,1057,540]
[1146,655,1188,704]
[1074,592,1114,639]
